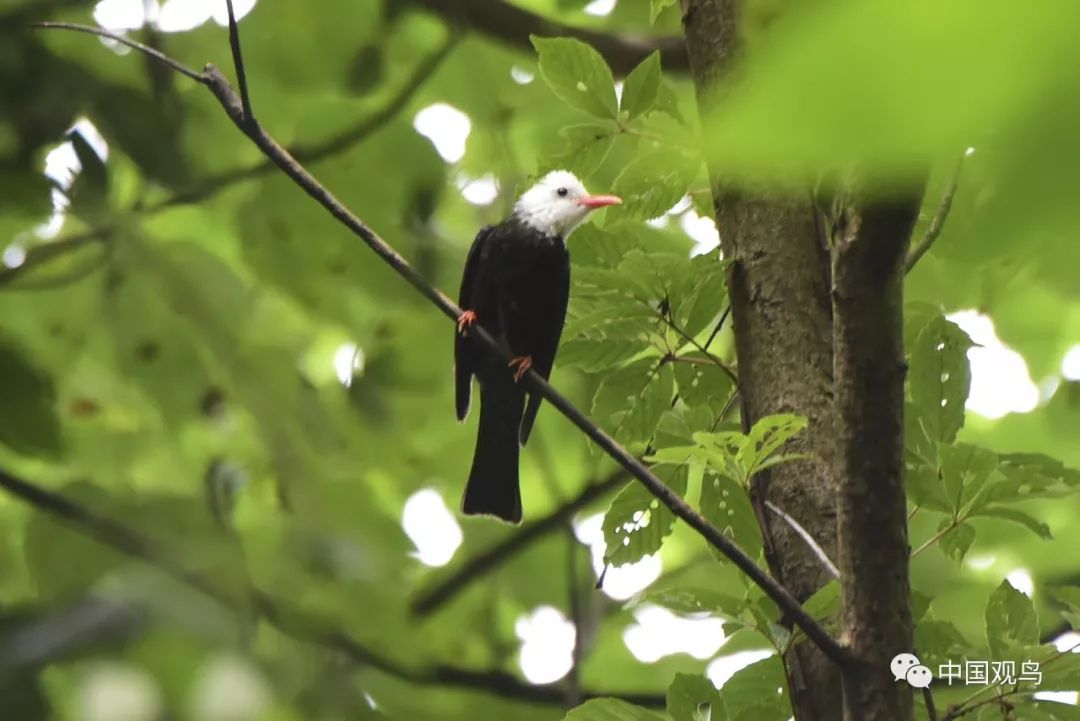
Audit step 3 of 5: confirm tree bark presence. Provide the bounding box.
[832,190,923,720]
[680,2,842,719]
[680,2,923,720]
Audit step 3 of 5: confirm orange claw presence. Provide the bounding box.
[508,355,533,382]
[457,310,477,334]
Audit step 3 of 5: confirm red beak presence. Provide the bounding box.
[577,194,622,209]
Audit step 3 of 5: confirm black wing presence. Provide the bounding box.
[455,226,494,421]
[518,250,570,444]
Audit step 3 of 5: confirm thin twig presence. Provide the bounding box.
[565,527,584,708]
[905,157,963,274]
[764,501,839,579]
[32,22,204,81]
[923,687,939,721]
[0,467,663,707]
[35,18,849,667]
[703,305,730,351]
[651,303,739,388]
[223,0,253,122]
[412,468,626,616]
[3,35,455,286]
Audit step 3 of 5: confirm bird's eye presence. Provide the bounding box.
[556,187,569,197]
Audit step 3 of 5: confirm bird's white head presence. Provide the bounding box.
[513,170,621,238]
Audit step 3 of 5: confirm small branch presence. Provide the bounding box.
[910,515,965,559]
[923,687,939,721]
[36,19,848,667]
[406,0,688,74]
[703,305,731,351]
[412,468,626,616]
[565,528,584,708]
[765,501,839,579]
[0,229,110,287]
[905,157,963,274]
[651,303,739,388]
[7,32,454,285]
[0,467,663,707]
[223,0,253,122]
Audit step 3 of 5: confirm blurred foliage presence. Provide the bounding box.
[1,1,1080,720]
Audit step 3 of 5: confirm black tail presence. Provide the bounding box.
[462,372,523,524]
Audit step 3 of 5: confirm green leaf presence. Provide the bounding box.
[1049,586,1080,630]
[915,619,971,668]
[720,656,788,721]
[937,520,976,564]
[909,315,974,446]
[939,443,998,515]
[985,579,1039,658]
[611,149,701,221]
[971,507,1052,540]
[803,580,840,621]
[621,52,662,120]
[645,587,746,617]
[0,339,61,458]
[992,453,1080,501]
[558,338,643,372]
[741,414,808,477]
[700,469,763,563]
[650,0,678,24]
[546,123,618,177]
[603,465,687,566]
[532,36,619,119]
[667,673,723,721]
[906,461,950,513]
[564,698,664,721]
[674,357,735,411]
[592,359,675,446]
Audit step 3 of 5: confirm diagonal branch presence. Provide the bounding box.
[0,467,663,707]
[905,156,964,274]
[0,33,455,288]
[412,467,626,616]
[406,0,688,74]
[32,19,849,667]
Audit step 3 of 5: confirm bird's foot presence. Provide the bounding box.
[457,309,477,334]
[508,355,533,382]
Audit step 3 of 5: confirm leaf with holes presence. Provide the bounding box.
[674,356,735,411]
[909,314,974,447]
[986,579,1039,658]
[532,36,618,119]
[741,414,808,477]
[602,465,687,566]
[622,51,662,120]
[667,673,723,721]
[592,358,675,447]
[699,470,762,563]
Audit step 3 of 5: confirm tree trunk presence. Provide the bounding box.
[680,2,921,719]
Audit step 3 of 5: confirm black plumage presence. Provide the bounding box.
[454,218,570,524]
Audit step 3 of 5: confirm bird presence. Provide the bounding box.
[454,170,621,523]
